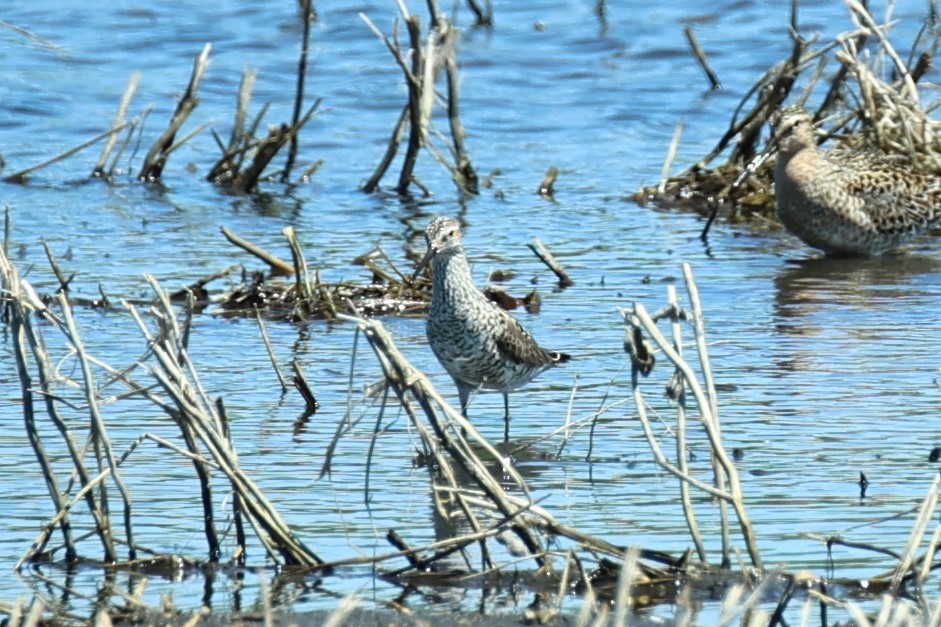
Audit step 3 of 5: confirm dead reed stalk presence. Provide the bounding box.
[93,72,140,179]
[332,311,680,597]
[622,262,762,570]
[139,44,211,181]
[282,0,316,182]
[360,2,478,195]
[0,235,328,573]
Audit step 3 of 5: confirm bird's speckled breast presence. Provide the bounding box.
[775,148,896,255]
[427,252,541,391]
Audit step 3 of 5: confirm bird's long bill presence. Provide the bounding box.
[410,246,436,284]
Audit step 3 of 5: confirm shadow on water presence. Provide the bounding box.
[772,252,941,327]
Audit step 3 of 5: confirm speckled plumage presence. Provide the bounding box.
[418,216,570,439]
[772,106,941,256]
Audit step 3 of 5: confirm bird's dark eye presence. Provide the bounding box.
[448,230,455,237]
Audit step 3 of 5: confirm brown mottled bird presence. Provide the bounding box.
[415,216,570,440]
[771,106,941,256]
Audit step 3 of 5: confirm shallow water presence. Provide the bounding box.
[2,0,941,623]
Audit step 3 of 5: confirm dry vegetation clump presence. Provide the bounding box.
[637,1,941,237]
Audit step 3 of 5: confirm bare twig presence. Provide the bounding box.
[527,237,574,287]
[93,72,140,178]
[684,26,722,90]
[221,226,295,276]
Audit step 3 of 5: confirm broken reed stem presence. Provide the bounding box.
[360,6,475,195]
[232,69,258,152]
[630,354,730,501]
[109,106,149,178]
[441,19,478,194]
[283,226,314,303]
[631,303,760,569]
[363,105,409,193]
[143,283,310,563]
[9,296,81,564]
[466,0,493,26]
[399,15,424,194]
[342,313,548,567]
[845,0,919,103]
[538,166,559,197]
[2,250,117,564]
[93,71,140,178]
[231,98,321,192]
[221,226,295,277]
[666,284,707,563]
[58,291,138,560]
[185,421,223,560]
[2,241,327,570]
[917,511,941,587]
[139,43,211,181]
[291,360,319,413]
[419,27,436,141]
[207,69,258,184]
[125,277,325,567]
[613,546,640,627]
[215,398,247,566]
[658,121,684,195]
[373,369,496,571]
[18,468,112,571]
[681,263,733,566]
[282,0,314,183]
[683,26,722,90]
[527,237,574,287]
[891,471,941,592]
[626,265,761,571]
[40,239,72,293]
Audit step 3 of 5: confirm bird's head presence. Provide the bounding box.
[411,216,464,283]
[770,106,818,157]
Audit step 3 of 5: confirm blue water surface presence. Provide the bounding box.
[1,0,940,623]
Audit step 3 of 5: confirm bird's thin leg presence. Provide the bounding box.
[503,393,510,442]
[458,381,470,439]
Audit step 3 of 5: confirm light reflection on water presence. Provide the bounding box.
[1,0,940,622]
